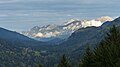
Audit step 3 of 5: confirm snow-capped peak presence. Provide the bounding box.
[63,19,80,25]
[21,16,113,41]
[95,16,113,22]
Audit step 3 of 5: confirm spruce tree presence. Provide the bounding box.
[80,25,120,67]
[37,64,42,67]
[94,25,120,67]
[57,55,70,67]
[104,25,120,46]
[80,47,95,67]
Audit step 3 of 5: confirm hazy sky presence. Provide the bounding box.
[0,0,120,31]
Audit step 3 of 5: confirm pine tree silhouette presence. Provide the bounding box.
[37,64,42,67]
[58,55,70,67]
[80,47,95,67]
[80,25,120,67]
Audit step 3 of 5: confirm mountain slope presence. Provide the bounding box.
[0,27,46,46]
[55,17,120,58]
[0,37,47,67]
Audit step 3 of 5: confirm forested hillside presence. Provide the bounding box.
[0,17,120,67]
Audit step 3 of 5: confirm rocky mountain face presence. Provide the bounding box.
[21,16,113,43]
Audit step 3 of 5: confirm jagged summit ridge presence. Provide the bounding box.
[95,16,113,22]
[21,16,113,42]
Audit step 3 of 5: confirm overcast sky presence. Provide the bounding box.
[0,0,119,4]
[0,0,120,31]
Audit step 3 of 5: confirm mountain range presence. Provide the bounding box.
[0,16,120,67]
[21,16,113,43]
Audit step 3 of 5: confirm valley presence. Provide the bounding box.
[0,16,120,67]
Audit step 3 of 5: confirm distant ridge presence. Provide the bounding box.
[21,16,113,43]
[0,27,46,46]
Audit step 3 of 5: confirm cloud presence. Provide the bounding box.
[0,14,9,17]
[0,10,72,19]
[0,0,95,4]
[0,0,20,3]
[0,0,119,5]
